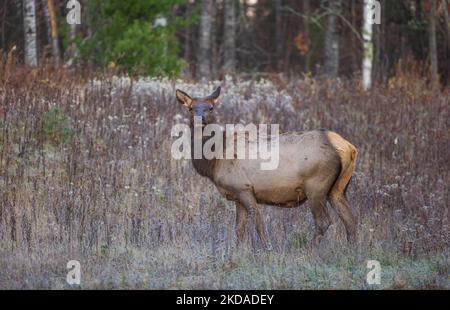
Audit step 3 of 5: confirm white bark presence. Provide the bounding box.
[65,24,78,66]
[65,0,80,66]
[23,0,37,66]
[362,0,375,91]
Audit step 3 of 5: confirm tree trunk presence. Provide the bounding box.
[42,0,60,65]
[197,0,213,80]
[65,23,78,66]
[442,0,450,63]
[362,0,374,90]
[184,3,192,74]
[373,0,381,82]
[323,0,341,78]
[210,0,219,80]
[41,0,51,47]
[429,0,439,87]
[223,0,236,75]
[351,0,359,73]
[274,0,283,70]
[303,0,311,72]
[380,0,387,84]
[23,0,37,66]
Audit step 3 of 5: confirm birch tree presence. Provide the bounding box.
[66,0,81,66]
[66,23,78,66]
[23,0,37,66]
[362,0,375,90]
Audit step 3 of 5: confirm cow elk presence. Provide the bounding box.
[175,87,358,249]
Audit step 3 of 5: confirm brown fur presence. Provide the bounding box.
[176,87,358,248]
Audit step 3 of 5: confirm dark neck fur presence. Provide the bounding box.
[191,156,216,180]
[191,130,219,180]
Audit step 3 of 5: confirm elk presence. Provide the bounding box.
[175,86,358,249]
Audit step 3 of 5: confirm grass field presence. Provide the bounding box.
[0,64,449,289]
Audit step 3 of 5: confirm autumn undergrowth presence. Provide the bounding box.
[0,61,448,289]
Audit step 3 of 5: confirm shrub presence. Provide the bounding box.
[42,107,72,146]
[76,0,189,77]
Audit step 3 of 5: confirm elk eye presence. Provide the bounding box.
[189,107,193,111]
[209,107,213,112]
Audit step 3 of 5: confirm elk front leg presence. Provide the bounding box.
[238,191,272,250]
[235,202,248,246]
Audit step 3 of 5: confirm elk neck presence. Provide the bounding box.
[190,123,226,180]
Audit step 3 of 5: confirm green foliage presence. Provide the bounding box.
[42,107,72,146]
[80,0,191,76]
[112,21,183,76]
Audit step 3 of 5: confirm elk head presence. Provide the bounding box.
[176,86,221,128]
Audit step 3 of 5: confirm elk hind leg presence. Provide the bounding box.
[329,147,357,243]
[329,193,356,244]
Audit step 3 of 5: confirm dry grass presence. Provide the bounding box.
[0,62,449,289]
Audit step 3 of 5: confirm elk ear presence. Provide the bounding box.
[176,89,193,108]
[208,86,221,105]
